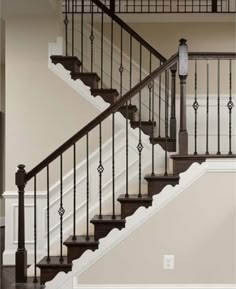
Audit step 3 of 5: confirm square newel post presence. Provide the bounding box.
[110,0,115,13]
[15,164,28,283]
[178,39,188,155]
[170,63,177,140]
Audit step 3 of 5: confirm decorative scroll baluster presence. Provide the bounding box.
[72,144,77,240]
[217,59,221,155]
[59,155,65,262]
[46,165,50,262]
[98,123,104,218]
[33,176,37,283]
[193,60,199,155]
[86,134,90,240]
[137,44,143,198]
[81,0,84,72]
[112,113,116,217]
[206,61,210,155]
[90,1,94,72]
[15,164,27,283]
[64,0,69,56]
[228,60,234,155]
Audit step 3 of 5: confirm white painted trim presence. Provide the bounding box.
[44,159,236,289]
[73,284,236,289]
[0,216,5,227]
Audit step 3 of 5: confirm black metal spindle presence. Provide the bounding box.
[72,144,77,240]
[46,165,50,262]
[125,101,129,198]
[64,0,69,56]
[228,59,234,154]
[72,0,75,56]
[59,155,64,262]
[86,134,90,240]
[33,176,37,283]
[112,113,116,218]
[193,60,199,155]
[217,59,221,154]
[110,19,114,88]
[148,52,152,121]
[90,1,94,72]
[151,80,155,176]
[98,123,103,218]
[129,35,132,105]
[164,70,169,176]
[101,12,104,88]
[119,27,123,97]
[81,0,84,72]
[206,61,209,155]
[158,67,162,138]
[138,44,143,198]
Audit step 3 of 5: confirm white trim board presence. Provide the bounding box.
[73,285,236,289]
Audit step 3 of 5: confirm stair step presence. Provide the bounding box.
[171,153,236,175]
[117,194,152,218]
[91,88,119,104]
[37,256,71,285]
[64,235,99,263]
[118,104,137,121]
[91,215,126,240]
[144,174,180,196]
[130,120,156,136]
[51,55,81,73]
[150,137,176,152]
[71,72,100,89]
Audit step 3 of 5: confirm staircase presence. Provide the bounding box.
[13,0,236,287]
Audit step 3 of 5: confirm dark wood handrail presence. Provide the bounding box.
[26,53,178,182]
[189,52,236,60]
[91,0,167,63]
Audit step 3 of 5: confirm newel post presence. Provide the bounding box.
[15,164,27,283]
[170,63,177,140]
[110,0,115,13]
[178,39,188,155]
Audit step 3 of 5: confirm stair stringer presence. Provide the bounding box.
[44,158,236,289]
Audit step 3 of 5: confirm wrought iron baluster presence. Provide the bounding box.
[86,134,90,240]
[72,0,74,56]
[119,27,123,97]
[90,1,94,72]
[129,35,132,105]
[59,155,65,262]
[228,59,234,154]
[193,60,199,155]
[137,44,143,198]
[206,61,209,155]
[125,101,129,198]
[64,0,69,56]
[148,52,152,121]
[151,79,155,176]
[98,123,104,218]
[81,0,84,72]
[164,70,169,176]
[217,59,221,155]
[33,176,37,283]
[110,19,114,88]
[112,113,116,217]
[46,165,50,262]
[101,12,104,88]
[158,65,162,138]
[72,144,77,240]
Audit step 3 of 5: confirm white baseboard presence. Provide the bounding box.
[0,216,5,227]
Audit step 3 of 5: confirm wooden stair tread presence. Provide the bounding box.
[37,256,72,268]
[145,174,179,181]
[119,104,138,112]
[131,120,156,127]
[90,88,119,97]
[118,194,152,202]
[171,153,236,159]
[64,235,99,246]
[51,55,82,66]
[71,72,100,80]
[150,136,176,143]
[91,215,126,224]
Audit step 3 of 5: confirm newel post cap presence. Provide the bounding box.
[179,38,187,46]
[15,164,26,187]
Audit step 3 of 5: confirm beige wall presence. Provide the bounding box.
[5,15,101,191]
[78,171,236,284]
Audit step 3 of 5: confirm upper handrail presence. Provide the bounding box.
[90,0,167,63]
[189,52,236,60]
[25,52,178,182]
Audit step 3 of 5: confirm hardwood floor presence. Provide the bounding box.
[0,227,44,289]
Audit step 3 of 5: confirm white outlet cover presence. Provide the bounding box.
[163,255,175,270]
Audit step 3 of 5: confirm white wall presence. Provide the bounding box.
[77,169,236,285]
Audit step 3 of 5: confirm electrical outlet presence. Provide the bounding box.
[163,255,175,270]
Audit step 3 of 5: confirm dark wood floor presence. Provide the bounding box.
[0,227,44,289]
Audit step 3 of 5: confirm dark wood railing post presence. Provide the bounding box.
[15,164,27,283]
[170,63,177,140]
[212,0,217,12]
[110,0,115,13]
[178,39,188,155]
